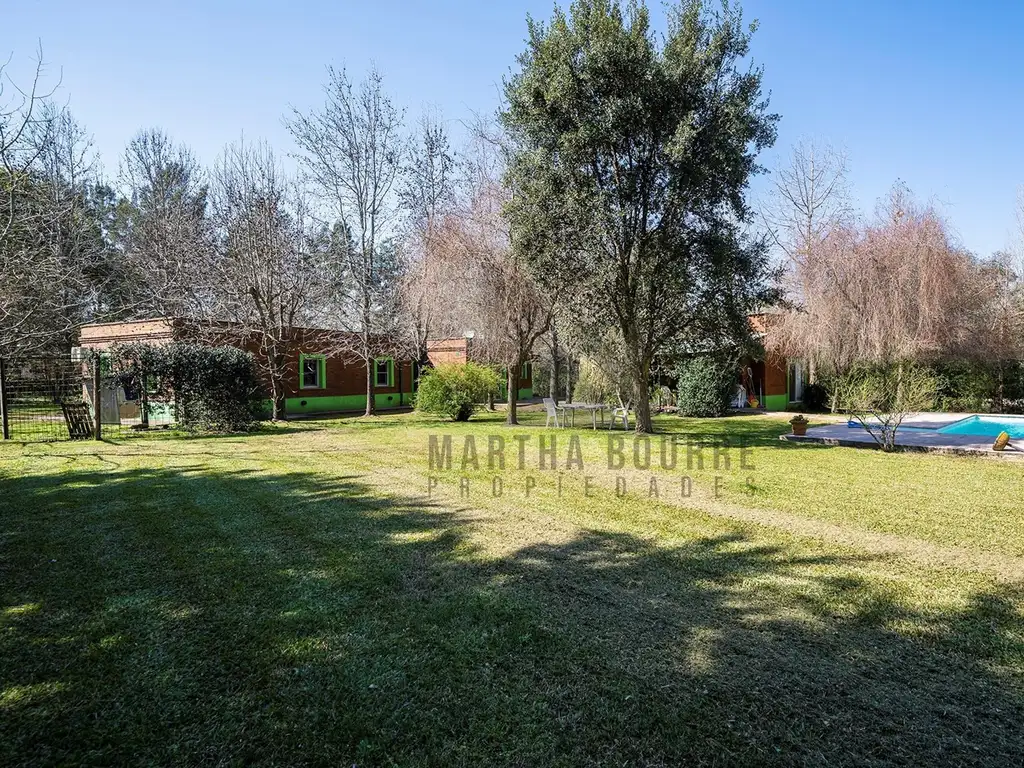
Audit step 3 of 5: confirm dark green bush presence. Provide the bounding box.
[931,360,1024,413]
[415,362,500,421]
[802,382,829,411]
[675,356,737,418]
[110,342,265,432]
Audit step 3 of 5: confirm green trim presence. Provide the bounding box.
[374,357,394,388]
[287,395,364,415]
[764,394,788,411]
[374,392,403,409]
[285,393,412,416]
[299,354,326,390]
[517,387,533,401]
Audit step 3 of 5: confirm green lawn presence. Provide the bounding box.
[2,410,1023,766]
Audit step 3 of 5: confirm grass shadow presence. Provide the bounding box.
[1,462,1022,765]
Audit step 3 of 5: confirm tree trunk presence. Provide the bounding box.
[506,366,518,425]
[549,328,560,401]
[565,357,573,403]
[270,376,286,421]
[633,381,653,433]
[632,359,653,434]
[364,355,376,416]
[994,366,1005,414]
[140,368,149,429]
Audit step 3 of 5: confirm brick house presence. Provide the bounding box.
[77,319,534,418]
[739,313,805,411]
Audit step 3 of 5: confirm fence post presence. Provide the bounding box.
[0,358,8,440]
[92,355,102,441]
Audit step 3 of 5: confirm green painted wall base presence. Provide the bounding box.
[284,393,412,416]
[763,394,789,411]
[374,392,406,410]
[518,387,533,400]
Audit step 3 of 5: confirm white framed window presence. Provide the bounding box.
[300,355,325,389]
[788,360,805,402]
[374,358,393,388]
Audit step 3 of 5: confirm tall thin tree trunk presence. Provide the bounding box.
[994,366,1005,414]
[364,354,376,416]
[269,349,286,421]
[549,327,560,401]
[506,366,519,425]
[271,377,286,421]
[140,368,149,429]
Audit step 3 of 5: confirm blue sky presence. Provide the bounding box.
[5,0,1023,256]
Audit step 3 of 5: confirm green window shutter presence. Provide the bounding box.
[300,354,326,389]
[374,357,395,387]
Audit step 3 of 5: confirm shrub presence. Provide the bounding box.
[802,382,829,411]
[676,356,737,418]
[833,361,936,451]
[938,395,986,413]
[163,343,266,431]
[415,362,500,421]
[109,342,266,432]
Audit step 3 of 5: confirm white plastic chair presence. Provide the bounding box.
[542,397,565,428]
[609,398,631,431]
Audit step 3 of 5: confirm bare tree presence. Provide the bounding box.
[761,140,851,383]
[25,103,114,343]
[118,128,210,318]
[965,250,1024,410]
[0,47,59,247]
[427,155,552,425]
[287,66,405,416]
[834,362,937,451]
[206,140,331,420]
[0,49,99,356]
[767,183,986,378]
[396,107,456,367]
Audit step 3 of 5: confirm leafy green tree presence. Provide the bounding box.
[502,0,778,432]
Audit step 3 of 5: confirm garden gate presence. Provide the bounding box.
[0,354,174,442]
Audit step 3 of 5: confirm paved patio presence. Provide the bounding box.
[780,412,1024,459]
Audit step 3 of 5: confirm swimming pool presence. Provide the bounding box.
[938,415,1024,439]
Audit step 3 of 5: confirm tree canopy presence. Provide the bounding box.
[502,0,778,432]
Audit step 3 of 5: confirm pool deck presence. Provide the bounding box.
[780,413,1024,459]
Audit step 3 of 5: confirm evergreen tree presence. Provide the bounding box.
[502,0,778,432]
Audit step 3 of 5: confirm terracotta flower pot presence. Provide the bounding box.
[790,417,808,436]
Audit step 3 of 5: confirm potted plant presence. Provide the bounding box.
[789,414,809,436]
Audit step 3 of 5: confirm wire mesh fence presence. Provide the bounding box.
[0,355,176,442]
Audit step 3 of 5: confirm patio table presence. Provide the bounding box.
[558,402,607,429]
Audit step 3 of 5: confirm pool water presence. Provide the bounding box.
[938,415,1024,439]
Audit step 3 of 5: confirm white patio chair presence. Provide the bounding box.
[542,397,566,428]
[609,398,631,431]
